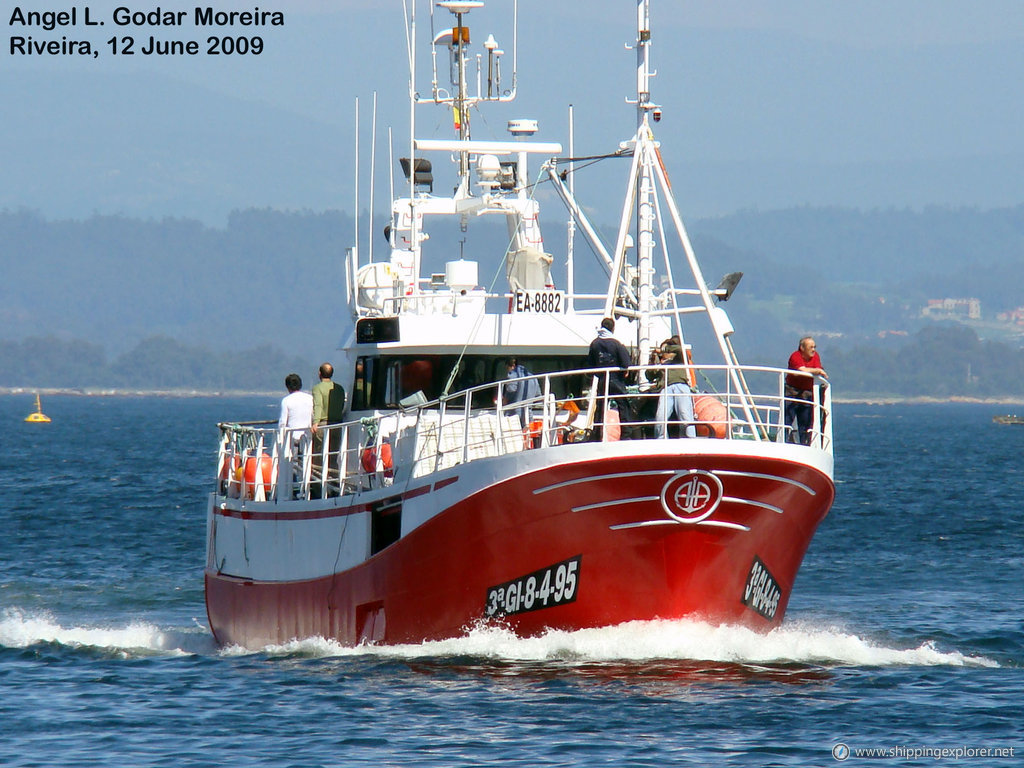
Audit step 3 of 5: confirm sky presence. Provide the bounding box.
[4,0,1024,222]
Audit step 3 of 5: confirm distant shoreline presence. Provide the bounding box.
[833,396,1024,406]
[5,387,1024,406]
[1,387,276,398]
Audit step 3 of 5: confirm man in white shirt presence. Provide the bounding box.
[279,372,313,447]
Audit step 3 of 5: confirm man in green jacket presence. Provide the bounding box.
[311,362,347,468]
[651,344,695,438]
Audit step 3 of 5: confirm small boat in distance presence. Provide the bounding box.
[25,393,51,423]
[993,414,1024,425]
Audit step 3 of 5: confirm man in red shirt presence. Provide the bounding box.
[785,336,827,444]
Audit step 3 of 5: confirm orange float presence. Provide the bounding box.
[361,442,394,474]
[241,454,274,499]
[692,395,728,438]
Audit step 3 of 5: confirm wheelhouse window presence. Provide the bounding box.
[353,354,589,410]
[352,356,377,411]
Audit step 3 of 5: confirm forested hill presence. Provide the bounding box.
[695,205,1024,310]
[1,208,353,361]
[2,204,1024,395]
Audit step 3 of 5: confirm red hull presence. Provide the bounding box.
[206,450,833,648]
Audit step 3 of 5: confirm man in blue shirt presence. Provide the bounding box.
[504,357,541,428]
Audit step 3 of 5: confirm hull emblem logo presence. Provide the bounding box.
[661,471,723,523]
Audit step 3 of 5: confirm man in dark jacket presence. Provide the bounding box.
[587,317,638,438]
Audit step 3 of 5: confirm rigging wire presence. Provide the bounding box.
[520,152,637,279]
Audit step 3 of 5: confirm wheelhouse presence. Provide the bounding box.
[351,353,590,410]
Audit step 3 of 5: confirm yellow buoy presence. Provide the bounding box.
[25,393,51,423]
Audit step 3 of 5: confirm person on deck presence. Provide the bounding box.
[587,317,639,439]
[311,363,347,434]
[785,336,828,445]
[651,344,696,438]
[311,363,347,466]
[279,372,313,454]
[504,357,541,428]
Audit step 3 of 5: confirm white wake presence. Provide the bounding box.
[233,618,999,669]
[0,608,216,656]
[0,607,999,668]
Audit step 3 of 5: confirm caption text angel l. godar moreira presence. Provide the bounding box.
[8,6,285,58]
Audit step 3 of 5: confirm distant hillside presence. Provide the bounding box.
[2,204,1024,392]
[0,208,354,360]
[696,205,1024,287]
[690,205,1024,359]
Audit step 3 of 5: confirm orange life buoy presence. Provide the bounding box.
[241,454,274,499]
[692,395,728,438]
[361,443,394,474]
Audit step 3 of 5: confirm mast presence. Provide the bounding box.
[635,0,652,129]
[408,1,419,297]
[634,0,656,361]
[354,97,360,265]
[605,0,758,432]
[454,4,469,175]
[566,104,576,312]
[369,91,378,264]
[439,1,482,178]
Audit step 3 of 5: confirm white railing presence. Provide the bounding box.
[214,365,831,503]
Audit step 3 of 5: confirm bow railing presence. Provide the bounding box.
[214,364,831,503]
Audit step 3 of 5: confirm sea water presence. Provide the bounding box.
[1,396,1021,767]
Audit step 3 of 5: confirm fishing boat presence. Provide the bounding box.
[205,0,835,648]
[25,393,51,423]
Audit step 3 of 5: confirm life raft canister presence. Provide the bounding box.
[361,442,394,474]
[241,454,274,499]
[692,395,728,438]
